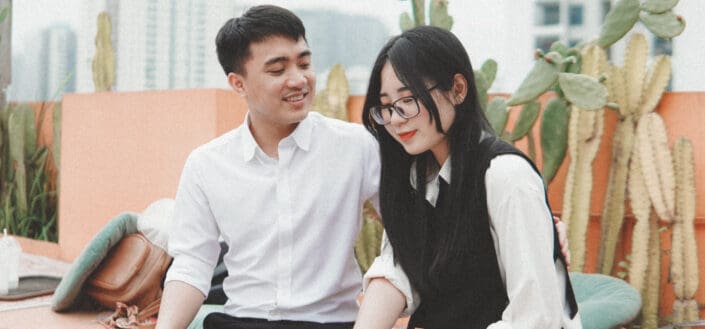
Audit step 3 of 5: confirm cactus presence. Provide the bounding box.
[642,0,680,14]
[641,212,661,329]
[475,59,498,112]
[557,73,608,111]
[540,98,570,184]
[354,201,384,273]
[561,44,606,272]
[672,138,699,322]
[639,11,685,39]
[636,113,675,222]
[92,12,115,92]
[400,0,453,31]
[598,0,641,48]
[598,0,685,48]
[506,53,561,106]
[598,34,672,275]
[486,97,509,138]
[626,139,651,291]
[313,64,349,121]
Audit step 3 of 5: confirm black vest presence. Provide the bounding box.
[406,136,578,329]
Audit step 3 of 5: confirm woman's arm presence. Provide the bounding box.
[485,154,571,329]
[354,278,407,329]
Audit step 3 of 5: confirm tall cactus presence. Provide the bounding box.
[671,138,699,323]
[641,211,661,329]
[598,33,672,275]
[626,138,651,291]
[561,45,607,271]
[92,12,115,92]
[313,64,349,121]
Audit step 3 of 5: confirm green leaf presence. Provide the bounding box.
[487,98,509,135]
[400,12,414,31]
[598,0,640,48]
[510,100,540,141]
[641,0,679,14]
[507,57,560,106]
[558,73,608,110]
[618,260,629,268]
[617,271,627,279]
[480,59,498,87]
[52,103,62,172]
[639,11,685,39]
[540,98,570,184]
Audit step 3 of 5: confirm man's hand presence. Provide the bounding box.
[553,216,571,269]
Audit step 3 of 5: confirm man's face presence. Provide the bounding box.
[228,36,315,130]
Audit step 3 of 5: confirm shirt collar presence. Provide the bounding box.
[410,156,451,207]
[240,112,315,162]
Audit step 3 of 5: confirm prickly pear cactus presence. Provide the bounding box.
[92,12,115,92]
[400,0,453,31]
[598,0,685,48]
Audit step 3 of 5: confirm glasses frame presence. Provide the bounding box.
[370,84,439,125]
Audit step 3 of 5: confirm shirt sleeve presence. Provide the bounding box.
[362,230,420,316]
[484,155,573,329]
[164,151,222,297]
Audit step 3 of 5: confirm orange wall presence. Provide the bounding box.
[15,90,704,320]
[56,89,246,260]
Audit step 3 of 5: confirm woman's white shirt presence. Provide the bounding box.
[363,154,582,329]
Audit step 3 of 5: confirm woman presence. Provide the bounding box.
[355,26,581,329]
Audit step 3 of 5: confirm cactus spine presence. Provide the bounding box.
[671,138,699,323]
[598,33,672,275]
[92,12,115,92]
[562,45,606,272]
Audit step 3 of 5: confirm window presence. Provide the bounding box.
[535,36,560,52]
[536,2,560,25]
[569,4,584,26]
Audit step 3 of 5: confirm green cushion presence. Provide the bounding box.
[187,304,225,329]
[570,272,642,329]
[51,212,139,311]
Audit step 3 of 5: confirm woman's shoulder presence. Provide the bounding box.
[485,154,544,191]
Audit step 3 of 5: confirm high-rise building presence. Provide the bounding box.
[76,0,233,93]
[40,25,77,100]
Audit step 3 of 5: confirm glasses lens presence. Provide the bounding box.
[370,106,390,124]
[394,97,419,118]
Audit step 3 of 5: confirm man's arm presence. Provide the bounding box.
[155,281,206,329]
[354,278,406,329]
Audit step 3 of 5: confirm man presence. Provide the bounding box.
[156,5,383,329]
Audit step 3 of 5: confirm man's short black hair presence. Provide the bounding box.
[216,5,307,76]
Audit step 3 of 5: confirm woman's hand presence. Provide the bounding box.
[554,216,571,269]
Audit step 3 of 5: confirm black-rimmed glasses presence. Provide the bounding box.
[369,84,439,125]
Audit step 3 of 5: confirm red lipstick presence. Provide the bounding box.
[398,130,416,141]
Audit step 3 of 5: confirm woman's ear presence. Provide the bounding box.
[451,73,468,105]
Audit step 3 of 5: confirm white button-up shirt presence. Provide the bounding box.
[165,112,380,323]
[364,154,582,329]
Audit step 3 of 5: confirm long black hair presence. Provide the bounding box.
[362,26,494,296]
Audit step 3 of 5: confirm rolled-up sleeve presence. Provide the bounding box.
[164,152,222,297]
[363,230,419,315]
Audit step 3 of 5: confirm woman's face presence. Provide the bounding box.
[379,62,456,164]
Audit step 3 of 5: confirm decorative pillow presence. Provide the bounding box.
[137,198,174,251]
[570,272,642,329]
[51,212,139,311]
